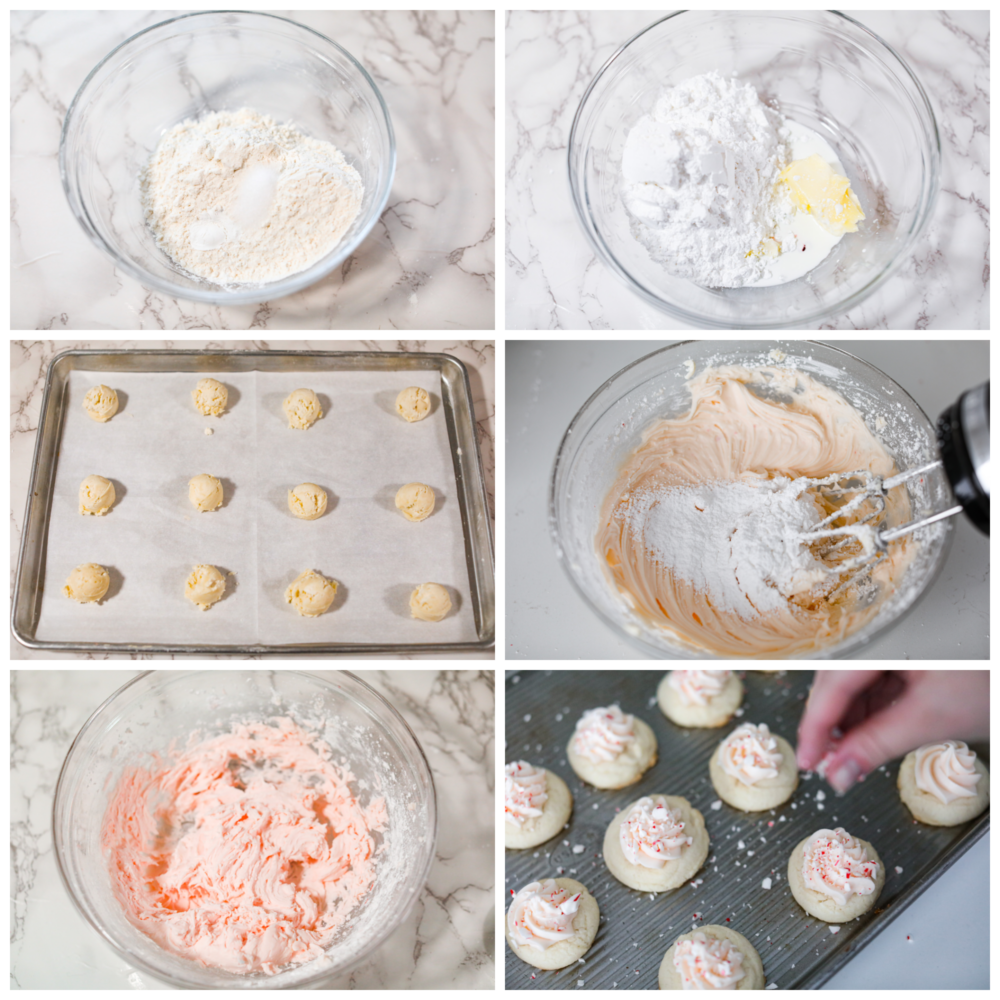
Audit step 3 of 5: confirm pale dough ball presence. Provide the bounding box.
[286,569,337,617]
[79,475,116,516]
[410,582,452,621]
[191,377,228,416]
[395,482,435,521]
[602,794,708,892]
[566,715,658,789]
[897,748,989,826]
[709,729,799,812]
[787,831,884,923]
[396,386,430,422]
[658,925,765,990]
[505,878,599,971]
[189,473,223,512]
[184,564,226,610]
[64,563,110,603]
[287,483,328,520]
[283,388,323,429]
[505,766,573,850]
[82,384,119,422]
[657,670,744,728]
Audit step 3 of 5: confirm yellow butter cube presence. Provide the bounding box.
[779,154,865,236]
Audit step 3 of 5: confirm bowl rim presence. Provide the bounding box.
[59,10,397,306]
[548,339,955,659]
[567,10,942,329]
[51,668,438,988]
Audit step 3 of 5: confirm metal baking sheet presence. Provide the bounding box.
[13,349,494,654]
[504,669,988,989]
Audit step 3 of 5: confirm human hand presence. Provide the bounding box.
[796,670,989,794]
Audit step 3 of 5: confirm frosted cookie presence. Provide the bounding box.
[898,740,989,826]
[566,705,657,789]
[189,473,223,512]
[603,794,708,892]
[79,475,115,516]
[788,827,883,923]
[184,564,226,610]
[287,482,328,520]
[410,583,451,621]
[285,569,337,617]
[283,388,323,429]
[395,482,435,521]
[64,563,110,603]
[191,377,228,416]
[83,384,119,422]
[505,877,599,971]
[396,386,430,422]
[505,762,573,849]
[657,670,743,728]
[659,925,765,990]
[710,722,798,811]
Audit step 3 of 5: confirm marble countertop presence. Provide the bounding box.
[12,10,494,330]
[506,10,988,329]
[11,339,494,660]
[10,668,495,989]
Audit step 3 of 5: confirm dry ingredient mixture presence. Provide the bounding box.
[621,71,864,288]
[141,109,363,287]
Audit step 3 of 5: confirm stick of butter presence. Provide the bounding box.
[779,154,865,236]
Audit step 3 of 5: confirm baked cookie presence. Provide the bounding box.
[898,740,989,826]
[709,722,798,811]
[788,827,884,923]
[566,705,657,789]
[505,877,599,971]
[603,794,708,892]
[657,670,743,728]
[505,762,573,850]
[659,925,765,990]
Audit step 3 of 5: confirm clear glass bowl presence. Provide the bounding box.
[60,11,395,305]
[53,670,436,988]
[549,341,954,659]
[568,11,940,328]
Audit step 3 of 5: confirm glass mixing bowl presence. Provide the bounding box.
[550,341,954,659]
[53,670,436,988]
[60,11,395,305]
[568,11,940,328]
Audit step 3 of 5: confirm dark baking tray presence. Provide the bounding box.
[12,349,494,654]
[504,669,988,989]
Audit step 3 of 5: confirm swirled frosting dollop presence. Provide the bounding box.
[668,670,732,706]
[505,761,549,827]
[507,879,580,951]
[914,740,981,804]
[572,705,636,763]
[801,827,878,905]
[620,796,692,868]
[718,722,782,786]
[673,931,746,990]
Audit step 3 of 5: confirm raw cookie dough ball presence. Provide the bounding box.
[898,740,989,826]
[287,483,328,520]
[657,669,743,728]
[79,474,116,516]
[283,388,323,429]
[709,722,799,812]
[191,377,228,416]
[505,877,599,971]
[788,827,884,923]
[505,762,573,850]
[566,704,657,790]
[184,564,226,610]
[64,563,110,603]
[410,582,452,621]
[659,925,765,990]
[83,384,119,422]
[396,386,430,422]
[603,794,708,892]
[189,473,224,512]
[285,569,337,617]
[395,482,435,521]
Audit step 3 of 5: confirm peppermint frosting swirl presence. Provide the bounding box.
[572,705,636,763]
[914,740,981,805]
[619,796,692,868]
[505,761,549,827]
[668,670,732,706]
[801,827,878,905]
[507,879,580,951]
[718,722,782,786]
[673,931,746,990]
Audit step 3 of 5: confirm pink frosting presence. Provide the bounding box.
[801,827,878,906]
[718,722,782,786]
[667,670,732,707]
[505,761,548,827]
[673,931,746,989]
[619,796,692,868]
[914,740,981,804]
[571,704,636,763]
[507,879,581,951]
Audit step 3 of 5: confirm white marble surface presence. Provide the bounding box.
[10,668,495,989]
[10,339,494,659]
[12,10,495,330]
[506,11,988,330]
